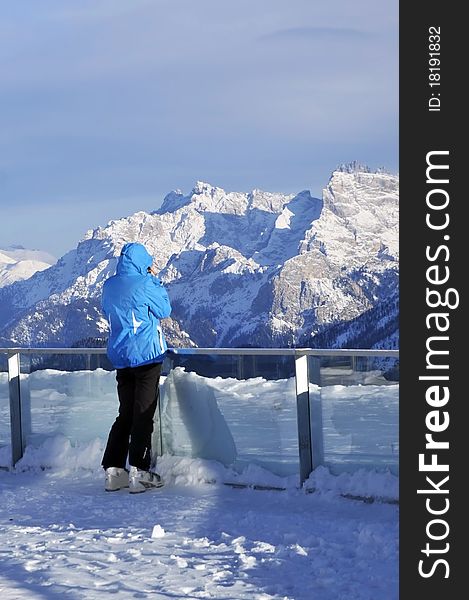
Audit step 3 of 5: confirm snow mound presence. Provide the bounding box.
[3,435,398,502]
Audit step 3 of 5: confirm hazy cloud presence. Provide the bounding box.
[259,27,373,42]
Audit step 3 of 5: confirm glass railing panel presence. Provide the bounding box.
[1,349,399,479]
[155,353,299,478]
[310,355,399,475]
[17,353,117,452]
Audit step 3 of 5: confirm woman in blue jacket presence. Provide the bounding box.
[101,242,171,493]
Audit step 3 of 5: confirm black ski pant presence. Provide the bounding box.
[102,362,162,471]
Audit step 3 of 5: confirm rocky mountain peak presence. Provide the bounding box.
[0,166,399,350]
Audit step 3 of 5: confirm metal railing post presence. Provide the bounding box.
[8,352,23,466]
[294,353,313,486]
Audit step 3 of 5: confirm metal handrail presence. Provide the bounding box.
[0,347,399,357]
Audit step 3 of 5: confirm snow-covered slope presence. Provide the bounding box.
[0,246,56,288]
[0,165,399,348]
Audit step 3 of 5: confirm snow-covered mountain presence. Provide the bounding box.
[0,165,399,349]
[0,246,56,288]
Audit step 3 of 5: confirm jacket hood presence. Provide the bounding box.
[116,243,153,276]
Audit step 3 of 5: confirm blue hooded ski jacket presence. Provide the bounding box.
[102,242,171,369]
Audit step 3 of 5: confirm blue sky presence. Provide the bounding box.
[0,0,398,258]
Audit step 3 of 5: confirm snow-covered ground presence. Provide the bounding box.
[0,366,398,599]
[0,452,398,600]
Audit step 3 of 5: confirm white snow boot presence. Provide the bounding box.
[129,466,164,494]
[105,467,129,492]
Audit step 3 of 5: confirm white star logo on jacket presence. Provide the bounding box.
[132,311,143,335]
